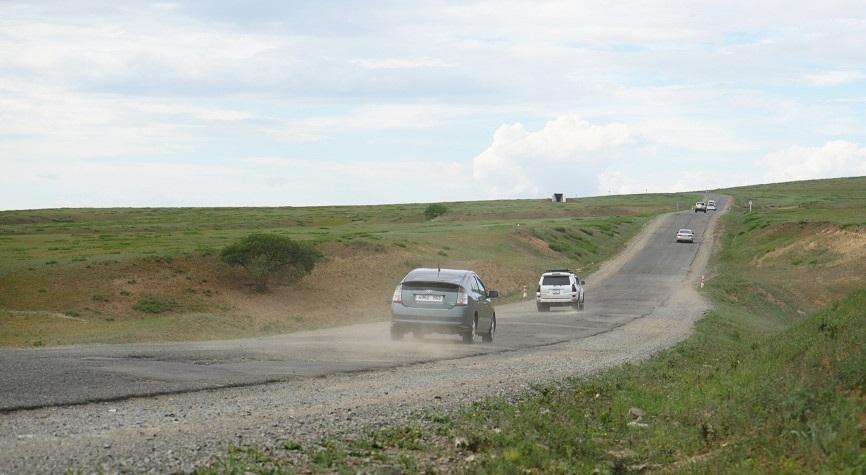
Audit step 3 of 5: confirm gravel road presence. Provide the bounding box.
[0,209,719,474]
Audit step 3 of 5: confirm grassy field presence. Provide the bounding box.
[0,193,697,347]
[191,177,865,474]
[2,177,865,473]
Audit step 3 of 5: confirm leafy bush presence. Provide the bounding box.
[220,233,321,292]
[424,203,448,220]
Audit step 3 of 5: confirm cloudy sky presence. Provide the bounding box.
[2,1,866,210]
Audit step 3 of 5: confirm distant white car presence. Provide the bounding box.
[695,202,707,213]
[676,229,694,243]
[707,200,717,211]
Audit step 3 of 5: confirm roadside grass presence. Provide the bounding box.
[187,177,866,474]
[436,290,865,474]
[0,311,261,347]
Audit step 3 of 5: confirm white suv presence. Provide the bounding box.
[536,269,585,312]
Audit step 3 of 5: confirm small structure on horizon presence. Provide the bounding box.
[552,193,566,203]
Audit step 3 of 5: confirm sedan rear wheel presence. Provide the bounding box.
[462,317,477,344]
[482,316,496,343]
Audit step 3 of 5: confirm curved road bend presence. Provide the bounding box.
[0,195,726,412]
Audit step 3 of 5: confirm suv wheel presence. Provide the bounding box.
[482,316,496,343]
[462,317,477,344]
[390,328,404,341]
[536,302,548,312]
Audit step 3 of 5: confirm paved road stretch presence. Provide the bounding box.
[0,195,725,412]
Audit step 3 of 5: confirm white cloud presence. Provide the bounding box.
[349,57,451,70]
[597,170,641,196]
[804,70,866,87]
[472,115,648,198]
[760,140,866,182]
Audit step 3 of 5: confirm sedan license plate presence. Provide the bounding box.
[415,294,444,303]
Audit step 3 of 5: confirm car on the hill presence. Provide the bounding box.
[676,229,694,243]
[707,200,717,211]
[536,269,585,311]
[695,202,707,213]
[390,268,498,343]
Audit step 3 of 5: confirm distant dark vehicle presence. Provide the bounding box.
[695,202,707,213]
[390,268,498,344]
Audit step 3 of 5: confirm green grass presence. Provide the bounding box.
[440,290,865,474]
[0,311,260,347]
[0,194,698,267]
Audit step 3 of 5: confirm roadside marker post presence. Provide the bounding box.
[523,285,527,299]
[701,275,705,289]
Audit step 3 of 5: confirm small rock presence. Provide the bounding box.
[374,464,402,475]
[608,449,636,459]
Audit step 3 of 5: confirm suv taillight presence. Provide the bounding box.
[392,284,403,304]
[456,289,469,306]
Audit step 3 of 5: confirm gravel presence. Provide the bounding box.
[0,214,715,474]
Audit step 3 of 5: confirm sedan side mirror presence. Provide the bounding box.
[487,290,499,298]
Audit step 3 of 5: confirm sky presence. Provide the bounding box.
[2,1,866,211]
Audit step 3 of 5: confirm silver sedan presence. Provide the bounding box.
[676,229,694,243]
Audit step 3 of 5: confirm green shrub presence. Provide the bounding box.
[424,203,448,220]
[132,296,177,314]
[220,233,321,292]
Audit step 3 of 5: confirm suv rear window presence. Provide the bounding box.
[541,275,571,286]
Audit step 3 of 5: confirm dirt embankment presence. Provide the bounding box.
[5,234,545,338]
[750,223,866,310]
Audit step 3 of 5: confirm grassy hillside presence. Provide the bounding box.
[190,177,866,474]
[3,177,864,473]
[0,193,698,347]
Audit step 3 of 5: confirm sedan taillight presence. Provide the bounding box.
[456,289,469,306]
[392,284,403,304]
